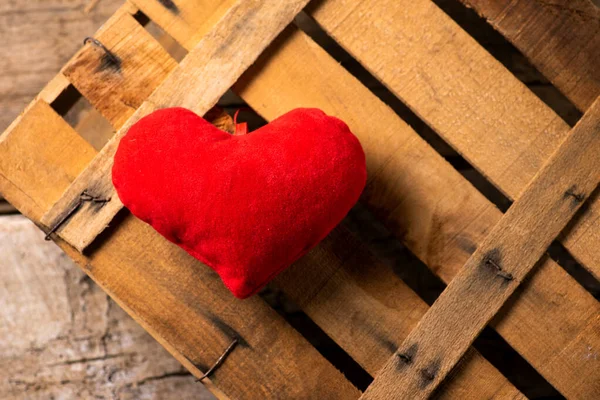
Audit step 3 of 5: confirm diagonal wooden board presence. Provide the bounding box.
[41,0,311,252]
[37,2,525,397]
[458,0,600,112]
[360,96,600,399]
[135,0,600,396]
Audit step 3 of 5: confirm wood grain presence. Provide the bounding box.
[360,97,600,399]
[137,0,600,397]
[255,30,523,398]
[0,215,214,400]
[0,100,359,400]
[308,0,600,282]
[0,0,122,132]
[301,2,600,396]
[459,0,600,112]
[2,0,596,396]
[120,1,526,397]
[41,0,311,251]
[4,1,523,398]
[63,9,178,129]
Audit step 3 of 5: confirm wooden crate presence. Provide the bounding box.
[1,0,598,398]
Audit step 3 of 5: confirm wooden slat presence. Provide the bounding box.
[307,0,600,283]
[0,0,122,132]
[41,0,311,251]
[50,2,522,396]
[459,0,600,112]
[63,9,178,129]
[243,28,524,399]
[142,0,600,397]
[305,2,600,397]
[128,0,237,50]
[0,100,359,400]
[361,97,600,399]
[128,1,525,397]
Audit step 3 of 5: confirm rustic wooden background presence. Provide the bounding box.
[1,0,595,399]
[0,1,212,399]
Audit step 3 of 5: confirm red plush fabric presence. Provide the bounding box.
[112,107,366,298]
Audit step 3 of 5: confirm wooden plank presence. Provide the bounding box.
[459,0,600,112]
[41,0,311,251]
[308,0,600,282]
[305,2,600,397]
[63,9,178,129]
[0,100,359,400]
[127,1,525,397]
[142,0,600,397]
[360,97,600,399]
[31,5,520,397]
[0,0,123,132]
[0,215,214,399]
[128,0,237,50]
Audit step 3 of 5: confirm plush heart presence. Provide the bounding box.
[112,107,366,298]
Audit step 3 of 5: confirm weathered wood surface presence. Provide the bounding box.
[0,0,122,132]
[360,97,600,399]
[63,9,178,129]
[41,0,312,252]
[308,0,600,282]
[117,1,527,397]
[459,0,600,112]
[0,98,359,399]
[3,1,596,396]
[0,1,521,397]
[0,215,214,400]
[255,30,524,398]
[125,0,600,397]
[302,1,600,397]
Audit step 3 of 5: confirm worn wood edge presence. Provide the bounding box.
[307,0,600,282]
[0,1,139,144]
[0,74,70,144]
[138,0,600,396]
[52,234,231,400]
[361,97,600,399]
[0,99,359,399]
[459,0,600,112]
[115,1,525,397]
[14,6,521,398]
[40,0,311,252]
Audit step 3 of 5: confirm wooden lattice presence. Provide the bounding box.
[1,0,598,398]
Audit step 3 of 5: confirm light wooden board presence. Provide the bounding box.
[41,0,312,251]
[140,0,600,397]
[0,215,214,400]
[360,97,600,399]
[255,29,523,398]
[308,0,600,282]
[306,2,600,396]
[63,9,178,129]
[41,2,519,395]
[0,0,123,132]
[0,100,359,400]
[122,1,526,397]
[236,31,594,400]
[2,1,523,398]
[459,0,599,112]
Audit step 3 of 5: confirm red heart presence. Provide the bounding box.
[112,107,366,298]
